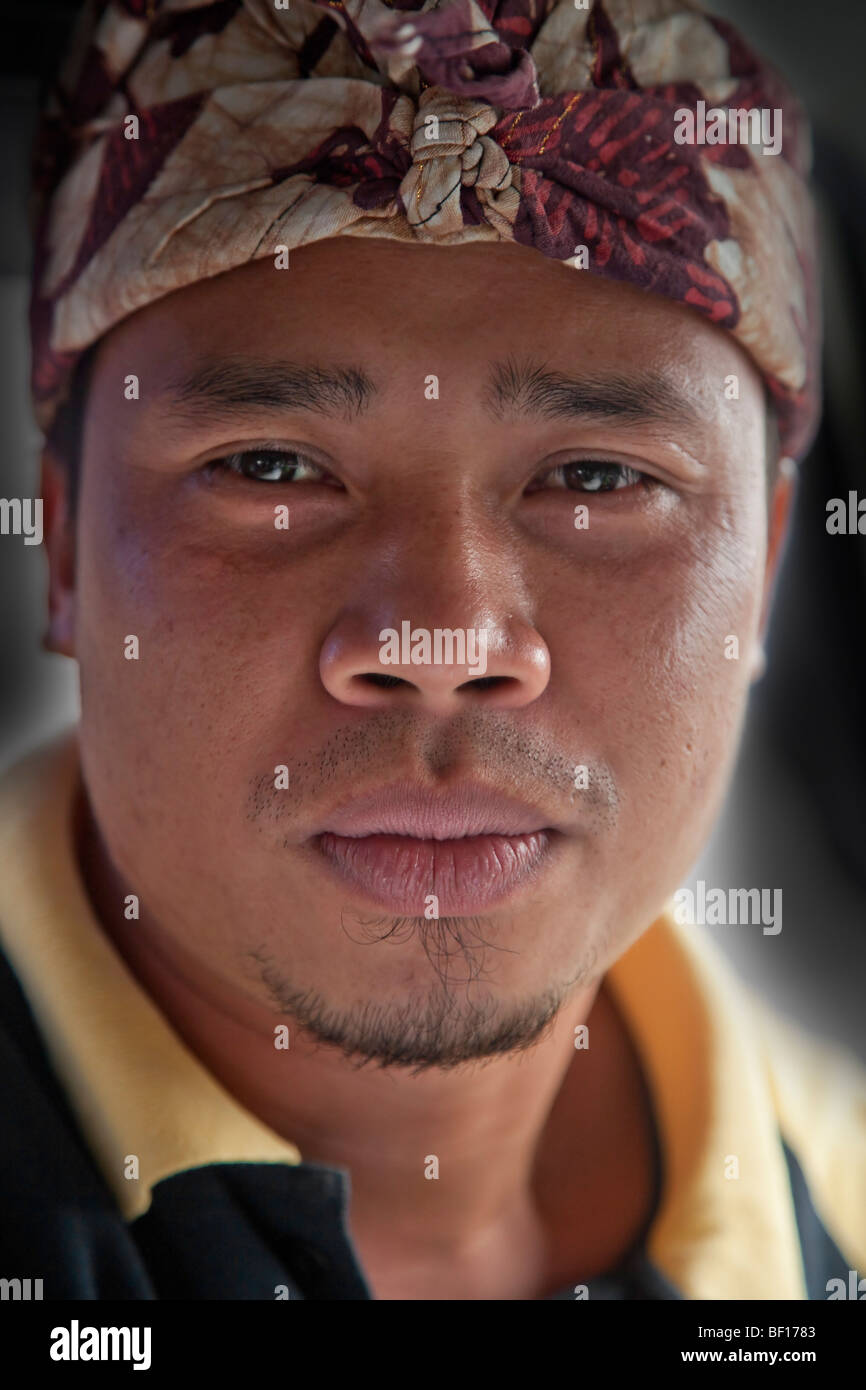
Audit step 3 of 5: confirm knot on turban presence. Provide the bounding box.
[29,0,822,461]
[400,89,520,235]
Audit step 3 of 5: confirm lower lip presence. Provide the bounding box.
[314,830,556,915]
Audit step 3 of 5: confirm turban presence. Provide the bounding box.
[29,0,821,460]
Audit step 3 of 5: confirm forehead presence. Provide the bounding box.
[88,236,765,425]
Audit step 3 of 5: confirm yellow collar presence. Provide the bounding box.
[605,904,806,1297]
[0,729,806,1296]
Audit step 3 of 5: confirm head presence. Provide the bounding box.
[31,0,817,1069]
[39,233,796,1067]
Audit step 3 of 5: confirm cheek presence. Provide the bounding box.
[74,497,314,757]
[538,510,766,931]
[628,531,765,851]
[544,506,766,800]
[639,509,766,713]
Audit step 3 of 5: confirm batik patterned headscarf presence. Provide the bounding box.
[29,0,821,460]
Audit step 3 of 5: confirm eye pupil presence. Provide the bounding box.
[566,462,622,492]
[242,450,293,481]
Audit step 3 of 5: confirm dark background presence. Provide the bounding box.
[1,1,864,1058]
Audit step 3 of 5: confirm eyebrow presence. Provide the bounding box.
[159,359,376,424]
[155,354,704,429]
[482,355,703,427]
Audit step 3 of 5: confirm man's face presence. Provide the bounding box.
[47,237,788,1066]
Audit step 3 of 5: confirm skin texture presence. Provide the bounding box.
[41,236,795,1298]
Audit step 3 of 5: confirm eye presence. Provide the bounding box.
[526,460,652,494]
[203,447,336,485]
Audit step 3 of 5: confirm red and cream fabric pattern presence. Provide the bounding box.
[29,0,821,459]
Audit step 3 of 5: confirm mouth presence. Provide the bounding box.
[310,781,561,915]
[314,830,557,916]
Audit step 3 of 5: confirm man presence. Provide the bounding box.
[0,0,863,1301]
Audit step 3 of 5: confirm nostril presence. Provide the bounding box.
[460,675,511,692]
[361,673,407,689]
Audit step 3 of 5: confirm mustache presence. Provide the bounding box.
[246,707,620,833]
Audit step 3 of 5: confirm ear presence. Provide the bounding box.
[40,444,77,658]
[749,456,797,683]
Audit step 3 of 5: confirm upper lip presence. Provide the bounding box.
[316,781,555,840]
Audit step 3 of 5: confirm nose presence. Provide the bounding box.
[319,513,550,717]
[321,613,550,715]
